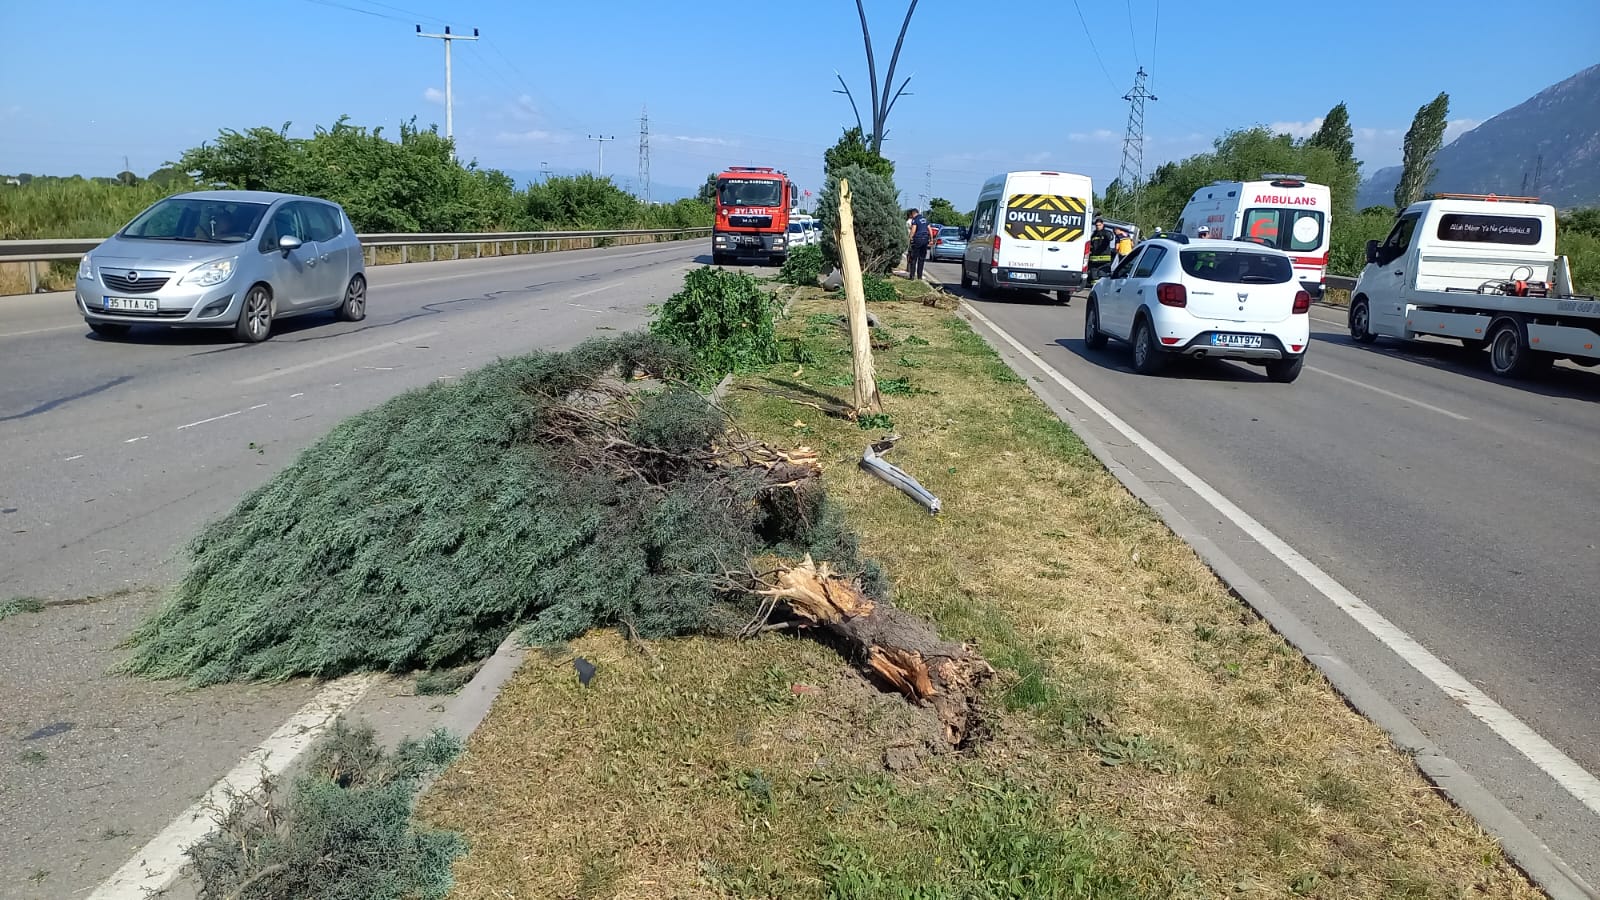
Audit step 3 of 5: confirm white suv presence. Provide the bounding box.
[1084,235,1311,382]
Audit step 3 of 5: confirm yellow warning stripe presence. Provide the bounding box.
[1007,193,1087,213]
[1012,224,1086,242]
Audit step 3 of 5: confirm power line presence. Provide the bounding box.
[1151,0,1161,81]
[1070,0,1118,91]
[300,0,407,21]
[1124,0,1141,67]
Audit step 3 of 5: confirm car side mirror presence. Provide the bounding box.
[1365,239,1379,265]
[278,234,303,255]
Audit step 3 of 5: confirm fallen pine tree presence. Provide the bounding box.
[121,332,991,746]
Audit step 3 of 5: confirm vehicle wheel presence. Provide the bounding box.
[1056,289,1073,305]
[771,255,787,267]
[1460,337,1489,352]
[1083,300,1107,350]
[959,265,973,289]
[1349,297,1377,344]
[1130,317,1167,375]
[235,285,273,343]
[1265,354,1305,383]
[1488,319,1549,378]
[337,273,367,322]
[88,321,130,339]
[977,269,996,300]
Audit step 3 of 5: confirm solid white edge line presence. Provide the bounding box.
[87,675,376,900]
[1306,365,1471,421]
[569,283,614,299]
[234,330,440,386]
[959,299,1600,818]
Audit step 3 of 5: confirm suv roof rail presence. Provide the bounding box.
[1431,192,1542,203]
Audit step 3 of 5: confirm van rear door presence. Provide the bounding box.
[997,174,1091,279]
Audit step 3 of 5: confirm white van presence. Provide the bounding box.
[1176,175,1331,299]
[961,170,1095,302]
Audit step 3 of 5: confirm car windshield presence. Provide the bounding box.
[1180,249,1294,284]
[718,178,783,208]
[788,222,803,233]
[121,197,270,244]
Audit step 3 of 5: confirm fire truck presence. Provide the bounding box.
[711,166,798,266]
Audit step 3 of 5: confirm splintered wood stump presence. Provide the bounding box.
[760,556,993,747]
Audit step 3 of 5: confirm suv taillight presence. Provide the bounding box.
[1292,290,1311,314]
[1156,283,1187,307]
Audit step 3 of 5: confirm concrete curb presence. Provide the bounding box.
[954,300,1595,900]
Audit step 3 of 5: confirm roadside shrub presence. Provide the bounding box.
[862,274,897,302]
[779,243,825,286]
[818,164,908,276]
[651,266,780,383]
[1328,209,1395,277]
[1559,230,1598,292]
[186,720,465,900]
[120,333,882,685]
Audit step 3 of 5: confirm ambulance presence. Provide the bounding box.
[1175,175,1331,299]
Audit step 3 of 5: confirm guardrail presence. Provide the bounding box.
[0,227,714,295]
[1326,275,1356,291]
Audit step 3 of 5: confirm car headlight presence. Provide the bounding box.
[77,255,93,280]
[182,258,237,287]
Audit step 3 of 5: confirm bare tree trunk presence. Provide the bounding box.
[837,179,881,413]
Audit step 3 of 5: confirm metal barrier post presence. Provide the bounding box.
[27,261,39,293]
[401,245,409,264]
[430,244,436,262]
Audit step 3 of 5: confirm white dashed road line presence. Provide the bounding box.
[1306,365,1471,420]
[961,299,1600,818]
[234,330,439,386]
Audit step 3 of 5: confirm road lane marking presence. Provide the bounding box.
[123,435,148,444]
[87,675,376,900]
[0,322,84,339]
[177,410,244,430]
[1306,366,1471,421]
[234,330,439,386]
[961,300,1600,818]
[570,283,614,299]
[65,454,83,461]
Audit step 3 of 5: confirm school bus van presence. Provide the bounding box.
[1176,175,1331,299]
[961,170,1095,302]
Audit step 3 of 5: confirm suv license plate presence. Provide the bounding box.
[1008,272,1037,281]
[1212,333,1262,348]
[104,297,158,312]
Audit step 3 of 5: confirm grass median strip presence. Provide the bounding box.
[419,285,1539,898]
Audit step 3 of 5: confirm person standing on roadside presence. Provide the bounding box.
[907,207,932,280]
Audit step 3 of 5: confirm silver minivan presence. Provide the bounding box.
[76,190,367,342]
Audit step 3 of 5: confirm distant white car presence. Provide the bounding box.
[1084,234,1311,382]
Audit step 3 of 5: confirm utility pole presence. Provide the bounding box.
[638,106,651,204]
[923,163,932,206]
[588,134,616,178]
[1116,66,1157,224]
[415,24,479,150]
[1531,153,1544,196]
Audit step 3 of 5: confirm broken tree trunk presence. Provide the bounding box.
[758,555,992,747]
[836,179,882,414]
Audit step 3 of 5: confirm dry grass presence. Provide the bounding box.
[418,288,1540,899]
[1323,287,1352,308]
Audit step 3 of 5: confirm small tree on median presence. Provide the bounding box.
[818,163,907,276]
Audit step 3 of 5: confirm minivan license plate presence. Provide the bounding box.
[1212,333,1262,348]
[104,297,158,312]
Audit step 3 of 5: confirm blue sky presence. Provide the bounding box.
[1,0,1596,207]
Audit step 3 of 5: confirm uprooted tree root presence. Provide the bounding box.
[750,556,994,747]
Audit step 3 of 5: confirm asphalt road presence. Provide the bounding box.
[0,241,728,897]
[932,260,1600,886]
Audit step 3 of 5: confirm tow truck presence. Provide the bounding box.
[1348,194,1598,377]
